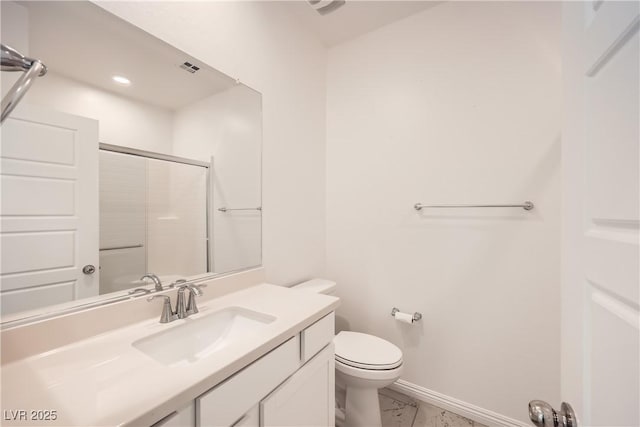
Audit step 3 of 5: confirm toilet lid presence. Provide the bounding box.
[334,331,402,370]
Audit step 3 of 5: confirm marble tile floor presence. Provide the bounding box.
[378,388,488,427]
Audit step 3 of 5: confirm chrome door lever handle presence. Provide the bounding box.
[529,400,577,427]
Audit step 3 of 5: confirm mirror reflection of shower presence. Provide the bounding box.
[99,146,210,294]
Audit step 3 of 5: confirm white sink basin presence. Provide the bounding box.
[133,307,275,366]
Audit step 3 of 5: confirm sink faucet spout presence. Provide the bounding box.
[140,273,163,292]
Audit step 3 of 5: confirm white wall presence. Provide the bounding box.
[97,1,327,285]
[27,72,174,153]
[173,85,262,274]
[326,2,561,423]
[0,1,29,97]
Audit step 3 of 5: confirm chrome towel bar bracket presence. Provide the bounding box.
[414,201,534,211]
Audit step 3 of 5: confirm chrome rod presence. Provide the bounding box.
[218,207,262,212]
[414,201,534,211]
[1,44,47,124]
[99,244,143,251]
[1,44,47,74]
[99,143,210,168]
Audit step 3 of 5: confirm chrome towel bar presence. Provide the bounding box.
[414,201,534,211]
[218,207,262,212]
[99,244,143,251]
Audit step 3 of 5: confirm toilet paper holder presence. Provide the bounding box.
[391,307,422,322]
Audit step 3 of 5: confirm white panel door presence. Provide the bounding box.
[561,2,639,427]
[1,104,99,315]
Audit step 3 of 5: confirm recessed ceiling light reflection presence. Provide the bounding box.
[112,75,131,86]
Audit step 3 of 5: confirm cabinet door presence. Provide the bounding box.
[261,343,335,427]
[197,337,300,427]
[151,401,195,427]
[232,405,259,427]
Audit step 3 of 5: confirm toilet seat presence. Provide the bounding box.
[336,355,402,370]
[335,357,403,382]
[334,331,402,371]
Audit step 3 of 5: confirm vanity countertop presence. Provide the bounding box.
[0,284,339,426]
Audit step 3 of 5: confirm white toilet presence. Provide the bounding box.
[293,279,403,427]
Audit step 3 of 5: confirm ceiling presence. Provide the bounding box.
[20,1,236,111]
[19,1,441,109]
[283,1,442,47]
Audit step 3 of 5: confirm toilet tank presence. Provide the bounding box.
[291,278,337,295]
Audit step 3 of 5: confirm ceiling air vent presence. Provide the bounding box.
[307,0,345,15]
[179,61,200,74]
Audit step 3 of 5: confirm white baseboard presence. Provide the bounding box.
[389,379,529,427]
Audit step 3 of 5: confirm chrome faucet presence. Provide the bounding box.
[186,285,205,315]
[147,295,178,323]
[147,283,206,323]
[175,284,206,319]
[140,273,163,291]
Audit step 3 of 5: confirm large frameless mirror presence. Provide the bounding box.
[0,1,262,325]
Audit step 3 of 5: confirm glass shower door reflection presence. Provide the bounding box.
[99,149,209,294]
[146,158,208,278]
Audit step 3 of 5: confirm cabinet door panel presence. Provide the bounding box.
[261,343,335,427]
[231,405,259,427]
[197,336,300,427]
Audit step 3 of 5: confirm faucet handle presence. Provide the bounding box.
[190,283,207,295]
[186,284,206,315]
[169,279,187,288]
[147,295,177,323]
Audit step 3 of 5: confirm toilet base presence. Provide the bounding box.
[336,359,402,427]
[344,386,382,427]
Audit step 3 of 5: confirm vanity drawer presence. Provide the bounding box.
[301,312,334,363]
[196,336,299,427]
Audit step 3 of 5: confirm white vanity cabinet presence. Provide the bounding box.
[261,343,335,426]
[189,312,335,427]
[196,336,300,426]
